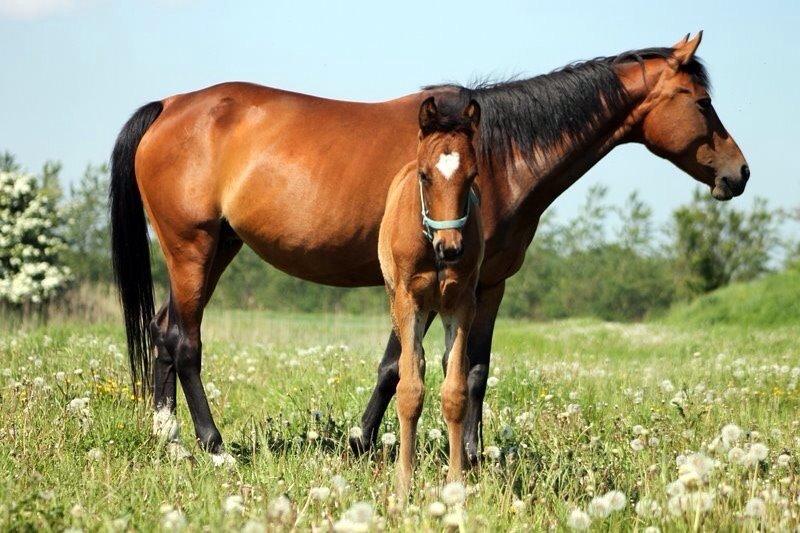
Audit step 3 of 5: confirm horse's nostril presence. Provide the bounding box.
[741,164,750,182]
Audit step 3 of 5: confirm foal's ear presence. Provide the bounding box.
[418,96,438,133]
[671,31,703,67]
[464,99,481,130]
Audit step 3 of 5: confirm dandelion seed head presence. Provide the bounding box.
[566,508,591,530]
[223,495,244,515]
[427,501,446,517]
[441,481,466,506]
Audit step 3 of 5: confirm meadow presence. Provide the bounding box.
[1,308,798,531]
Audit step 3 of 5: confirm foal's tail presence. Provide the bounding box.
[109,101,163,397]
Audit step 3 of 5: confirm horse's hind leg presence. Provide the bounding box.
[151,303,173,407]
[156,222,241,453]
[150,226,241,444]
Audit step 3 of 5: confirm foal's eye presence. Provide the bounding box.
[696,98,712,111]
[418,171,430,183]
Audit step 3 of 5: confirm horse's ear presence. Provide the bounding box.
[419,97,438,133]
[464,99,481,131]
[671,31,703,67]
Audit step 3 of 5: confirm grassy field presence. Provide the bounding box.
[1,310,798,531]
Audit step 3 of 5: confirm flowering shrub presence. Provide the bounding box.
[0,170,71,304]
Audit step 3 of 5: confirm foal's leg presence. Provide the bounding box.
[351,312,435,455]
[441,298,475,481]
[393,292,426,495]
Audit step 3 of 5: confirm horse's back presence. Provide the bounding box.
[135,82,424,286]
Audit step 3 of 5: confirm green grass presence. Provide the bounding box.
[663,268,800,328]
[1,310,798,531]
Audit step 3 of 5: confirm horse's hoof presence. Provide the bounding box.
[196,428,223,454]
[465,445,481,467]
[349,435,372,456]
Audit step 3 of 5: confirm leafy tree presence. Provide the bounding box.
[0,163,71,305]
[62,164,112,282]
[671,189,779,297]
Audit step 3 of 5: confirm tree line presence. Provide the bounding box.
[1,150,797,321]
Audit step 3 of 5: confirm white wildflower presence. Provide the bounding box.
[86,448,103,461]
[152,407,180,443]
[605,490,627,511]
[485,445,501,460]
[588,496,611,518]
[223,495,244,515]
[241,519,267,533]
[380,432,396,446]
[749,443,768,461]
[744,497,765,518]
[428,501,446,517]
[635,498,661,518]
[441,481,466,506]
[342,501,374,525]
[443,509,465,528]
[161,509,186,531]
[309,486,330,501]
[721,423,742,445]
[267,495,292,523]
[566,508,591,530]
[210,452,236,468]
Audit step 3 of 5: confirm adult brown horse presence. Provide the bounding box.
[111,32,749,460]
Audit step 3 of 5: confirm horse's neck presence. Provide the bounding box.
[504,64,655,223]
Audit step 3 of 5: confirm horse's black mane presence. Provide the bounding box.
[424,47,710,171]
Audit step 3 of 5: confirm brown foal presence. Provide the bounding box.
[379,97,483,492]
[110,33,749,457]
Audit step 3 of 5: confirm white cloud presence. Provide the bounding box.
[0,0,77,20]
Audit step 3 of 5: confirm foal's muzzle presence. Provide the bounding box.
[433,231,464,264]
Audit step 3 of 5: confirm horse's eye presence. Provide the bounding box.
[418,171,429,183]
[697,98,712,111]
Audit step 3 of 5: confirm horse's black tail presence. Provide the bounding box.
[109,101,163,397]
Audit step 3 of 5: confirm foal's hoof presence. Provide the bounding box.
[349,434,372,457]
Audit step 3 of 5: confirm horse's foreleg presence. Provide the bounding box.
[462,281,505,466]
[393,292,426,496]
[352,311,435,455]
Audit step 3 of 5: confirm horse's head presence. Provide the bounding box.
[637,32,749,200]
[416,95,481,264]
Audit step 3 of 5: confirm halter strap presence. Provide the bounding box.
[419,180,480,242]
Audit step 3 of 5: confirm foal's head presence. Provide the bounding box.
[416,96,481,264]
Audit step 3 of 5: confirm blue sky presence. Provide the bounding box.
[1,0,797,227]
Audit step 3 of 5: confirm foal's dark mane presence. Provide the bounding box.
[425,47,710,171]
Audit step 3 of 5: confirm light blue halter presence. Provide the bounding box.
[419,179,480,242]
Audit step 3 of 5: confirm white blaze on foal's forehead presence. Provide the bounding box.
[435,151,460,180]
